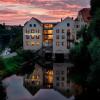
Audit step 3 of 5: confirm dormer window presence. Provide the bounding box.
[29,24,32,27]
[34,24,36,27]
[67,23,70,27]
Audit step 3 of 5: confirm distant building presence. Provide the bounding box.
[23,17,43,51]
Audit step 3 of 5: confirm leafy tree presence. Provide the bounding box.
[90,0,100,16]
[87,38,100,88]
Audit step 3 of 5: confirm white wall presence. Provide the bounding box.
[23,18,43,51]
[53,17,75,54]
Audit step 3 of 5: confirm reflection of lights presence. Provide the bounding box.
[45,70,53,84]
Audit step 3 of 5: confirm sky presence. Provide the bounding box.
[0,0,90,25]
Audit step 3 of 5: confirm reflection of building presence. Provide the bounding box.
[53,63,73,90]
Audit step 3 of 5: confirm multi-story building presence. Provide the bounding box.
[23,17,43,51]
[75,8,91,32]
[53,17,75,56]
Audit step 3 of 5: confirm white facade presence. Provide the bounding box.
[23,18,43,51]
[53,63,73,90]
[53,17,75,54]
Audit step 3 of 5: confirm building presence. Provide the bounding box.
[75,8,91,32]
[53,17,75,56]
[42,22,57,47]
[53,63,73,90]
[23,17,43,51]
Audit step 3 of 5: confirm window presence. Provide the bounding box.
[61,71,64,75]
[56,35,59,39]
[26,41,30,46]
[56,71,60,75]
[31,35,34,39]
[76,25,79,28]
[56,82,59,87]
[61,77,65,81]
[26,35,30,39]
[62,42,64,46]
[62,29,64,33]
[67,23,70,27]
[62,35,65,39]
[56,29,59,33]
[56,77,59,81]
[61,82,64,87]
[36,35,40,39]
[56,42,59,47]
[29,24,32,27]
[36,42,40,46]
[31,42,34,46]
[34,24,36,27]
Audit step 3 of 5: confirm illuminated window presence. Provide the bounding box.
[56,29,59,33]
[56,42,59,47]
[56,35,59,39]
[26,35,30,39]
[44,24,53,29]
[26,41,30,46]
[31,42,34,46]
[31,35,34,39]
[36,35,40,39]
[36,42,40,46]
[62,29,65,33]
[48,35,53,39]
[62,35,65,39]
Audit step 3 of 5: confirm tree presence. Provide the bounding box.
[90,0,100,16]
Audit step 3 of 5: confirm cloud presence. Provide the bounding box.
[0,0,90,25]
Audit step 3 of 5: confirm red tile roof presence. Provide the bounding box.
[79,8,91,23]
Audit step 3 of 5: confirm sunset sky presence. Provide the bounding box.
[0,0,90,25]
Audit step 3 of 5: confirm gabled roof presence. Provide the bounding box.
[78,8,91,23]
[24,17,41,26]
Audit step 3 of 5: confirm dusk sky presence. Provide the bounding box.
[0,0,90,25]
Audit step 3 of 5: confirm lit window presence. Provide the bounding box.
[36,35,40,39]
[26,41,30,46]
[67,23,70,27]
[62,29,64,33]
[29,24,32,27]
[31,42,34,46]
[56,42,59,47]
[31,35,34,39]
[26,35,30,39]
[62,35,65,39]
[34,24,36,27]
[56,29,59,33]
[36,42,40,46]
[56,35,59,39]
[48,35,53,39]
